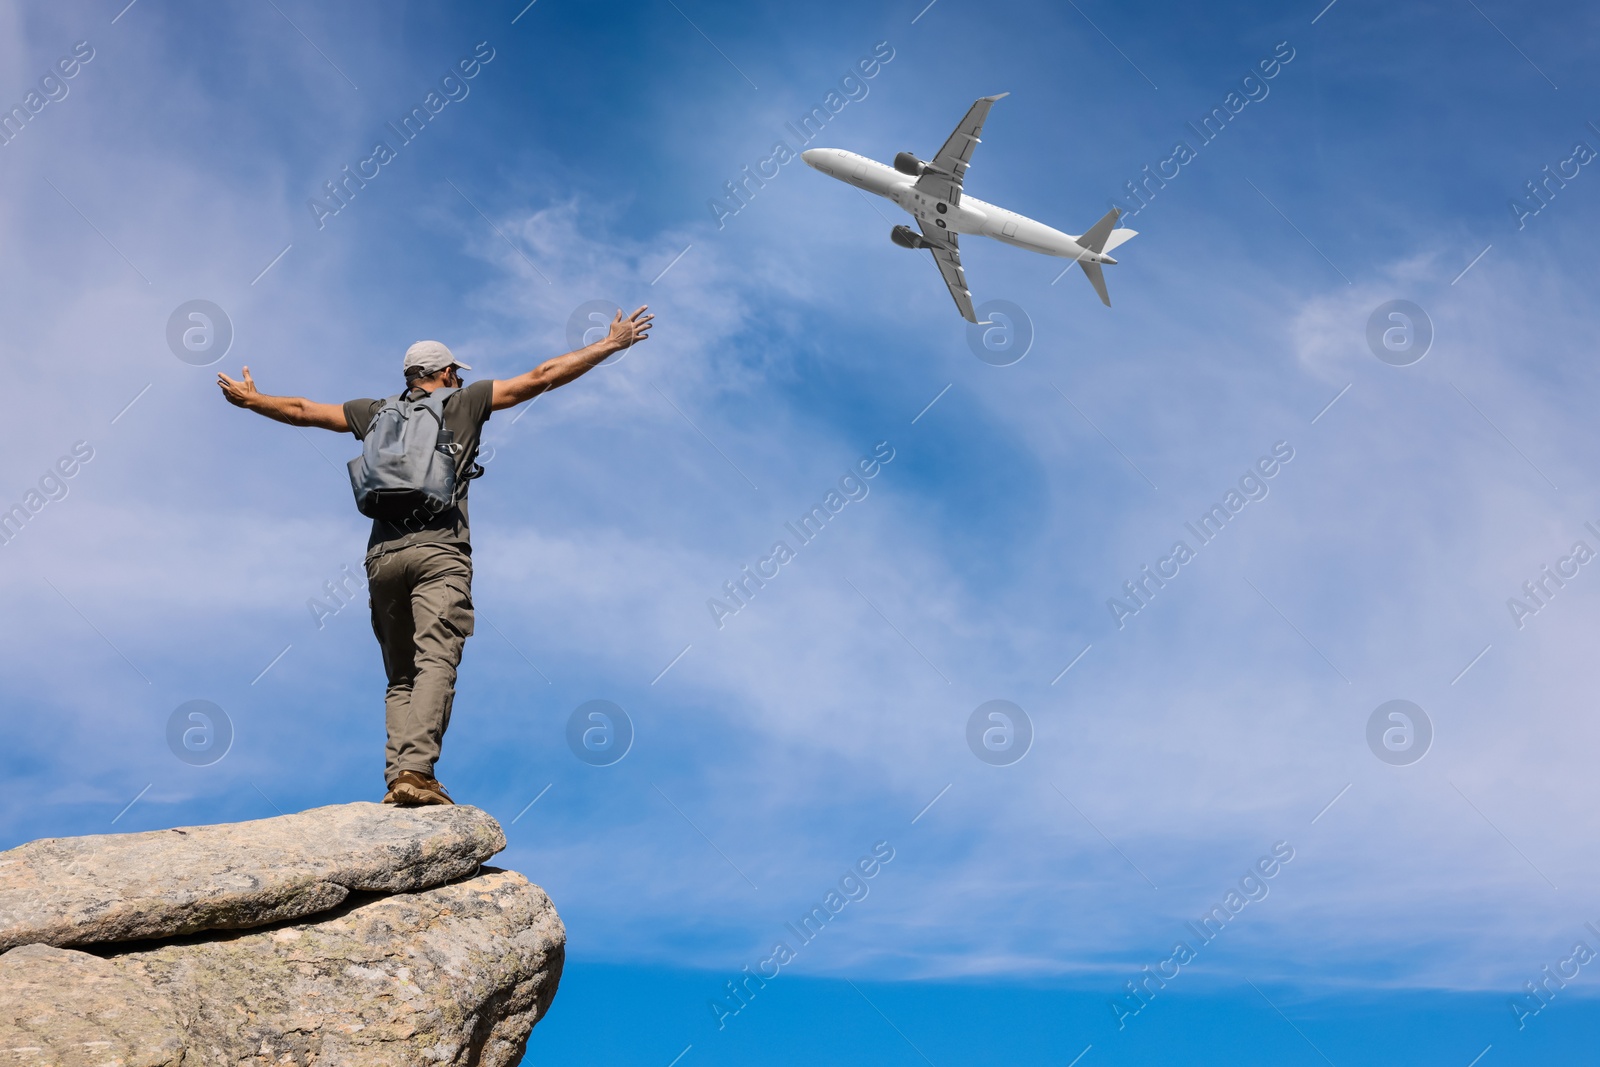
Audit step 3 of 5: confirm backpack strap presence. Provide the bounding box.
[393,384,457,406]
[388,388,453,446]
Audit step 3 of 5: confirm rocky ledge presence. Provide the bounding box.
[0,802,564,1067]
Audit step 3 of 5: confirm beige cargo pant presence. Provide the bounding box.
[366,542,474,785]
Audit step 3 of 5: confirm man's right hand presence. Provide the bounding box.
[490,306,658,411]
[606,306,654,351]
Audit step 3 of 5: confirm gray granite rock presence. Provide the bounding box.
[110,867,565,1067]
[0,868,563,1067]
[0,942,186,1067]
[0,802,505,952]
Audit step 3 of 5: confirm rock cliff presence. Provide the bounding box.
[0,802,563,1067]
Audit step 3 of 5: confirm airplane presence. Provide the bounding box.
[801,93,1136,323]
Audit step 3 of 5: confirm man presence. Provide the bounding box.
[217,306,653,805]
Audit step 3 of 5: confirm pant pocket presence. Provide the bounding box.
[437,575,475,640]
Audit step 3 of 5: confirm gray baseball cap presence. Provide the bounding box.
[403,340,472,378]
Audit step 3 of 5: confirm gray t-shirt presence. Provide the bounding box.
[344,379,494,559]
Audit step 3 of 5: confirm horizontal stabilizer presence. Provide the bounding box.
[1080,260,1111,307]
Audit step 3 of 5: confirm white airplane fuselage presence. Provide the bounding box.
[800,148,1117,265]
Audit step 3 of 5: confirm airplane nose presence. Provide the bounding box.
[801,149,822,167]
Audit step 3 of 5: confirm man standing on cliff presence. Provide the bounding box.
[216,307,653,805]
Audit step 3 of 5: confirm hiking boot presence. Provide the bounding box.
[383,770,454,806]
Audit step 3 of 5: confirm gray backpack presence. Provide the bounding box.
[347,387,481,522]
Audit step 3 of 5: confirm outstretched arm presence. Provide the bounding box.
[217,367,349,431]
[491,305,653,412]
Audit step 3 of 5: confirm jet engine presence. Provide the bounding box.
[893,152,926,176]
[890,224,930,250]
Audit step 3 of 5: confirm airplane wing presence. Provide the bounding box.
[917,220,978,323]
[913,93,1009,207]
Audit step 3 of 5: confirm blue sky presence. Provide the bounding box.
[3,0,1600,1062]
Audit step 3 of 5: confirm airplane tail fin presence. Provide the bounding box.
[1078,208,1121,254]
[1103,227,1138,254]
[1075,209,1132,306]
[1079,260,1111,307]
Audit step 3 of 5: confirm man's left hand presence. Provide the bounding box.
[217,367,259,408]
